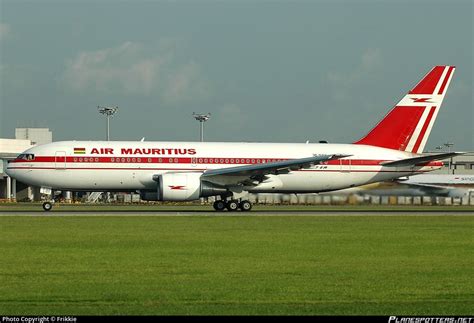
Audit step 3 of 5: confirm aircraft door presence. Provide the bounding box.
[340,159,351,173]
[55,151,67,169]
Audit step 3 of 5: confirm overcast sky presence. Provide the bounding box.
[1,0,472,150]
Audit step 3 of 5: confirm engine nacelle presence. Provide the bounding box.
[140,172,229,201]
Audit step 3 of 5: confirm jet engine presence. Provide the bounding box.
[140,172,229,201]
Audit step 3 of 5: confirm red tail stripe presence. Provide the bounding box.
[411,106,437,153]
[355,106,425,150]
[409,66,445,95]
[437,66,454,95]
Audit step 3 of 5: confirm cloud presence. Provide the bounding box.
[0,23,11,41]
[62,41,211,104]
[361,48,382,70]
[214,103,249,133]
[62,42,164,94]
[324,48,384,141]
[327,48,382,93]
[163,61,212,104]
[327,48,382,90]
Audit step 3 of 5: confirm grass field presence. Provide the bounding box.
[0,213,473,315]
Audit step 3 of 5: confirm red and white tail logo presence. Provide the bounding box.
[355,66,455,153]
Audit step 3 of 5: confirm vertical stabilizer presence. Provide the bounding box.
[355,66,455,153]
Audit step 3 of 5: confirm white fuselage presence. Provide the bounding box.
[6,141,441,193]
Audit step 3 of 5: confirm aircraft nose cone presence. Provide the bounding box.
[5,160,15,177]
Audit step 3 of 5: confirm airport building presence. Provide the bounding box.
[15,128,52,146]
[433,152,474,175]
[0,128,52,201]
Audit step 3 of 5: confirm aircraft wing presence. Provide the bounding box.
[399,182,453,190]
[397,181,471,198]
[201,154,350,187]
[380,152,464,167]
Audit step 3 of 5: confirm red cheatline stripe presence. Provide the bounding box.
[11,156,389,166]
[409,66,445,95]
[411,106,437,153]
[437,66,454,95]
[6,166,437,174]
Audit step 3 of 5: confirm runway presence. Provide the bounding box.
[0,210,473,216]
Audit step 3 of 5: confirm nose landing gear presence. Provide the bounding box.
[42,201,54,211]
[41,188,57,211]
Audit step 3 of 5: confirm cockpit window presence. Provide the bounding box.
[17,154,35,160]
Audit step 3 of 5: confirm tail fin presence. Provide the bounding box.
[354,66,455,153]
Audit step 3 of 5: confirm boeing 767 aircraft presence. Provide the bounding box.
[6,66,463,211]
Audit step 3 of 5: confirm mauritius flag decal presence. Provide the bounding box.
[74,147,86,154]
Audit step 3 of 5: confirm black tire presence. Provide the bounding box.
[213,200,226,212]
[226,200,239,212]
[239,200,252,212]
[42,202,53,212]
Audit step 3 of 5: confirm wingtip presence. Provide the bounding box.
[330,154,352,159]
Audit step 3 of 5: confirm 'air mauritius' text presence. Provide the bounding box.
[90,148,197,155]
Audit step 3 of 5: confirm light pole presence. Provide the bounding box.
[443,142,454,174]
[98,106,119,141]
[97,106,118,204]
[193,112,211,142]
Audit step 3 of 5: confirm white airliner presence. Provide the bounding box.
[324,174,474,198]
[6,65,463,211]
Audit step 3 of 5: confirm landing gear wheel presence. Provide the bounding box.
[213,200,226,212]
[226,200,239,212]
[42,202,53,212]
[239,200,252,212]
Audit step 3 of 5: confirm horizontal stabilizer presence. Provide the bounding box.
[381,152,464,167]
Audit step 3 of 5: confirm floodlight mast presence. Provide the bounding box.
[98,106,119,141]
[193,112,211,142]
[443,142,454,174]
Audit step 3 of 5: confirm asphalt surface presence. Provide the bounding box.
[0,209,472,216]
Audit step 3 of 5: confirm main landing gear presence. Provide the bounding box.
[213,199,252,212]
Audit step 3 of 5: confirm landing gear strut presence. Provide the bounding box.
[42,189,57,212]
